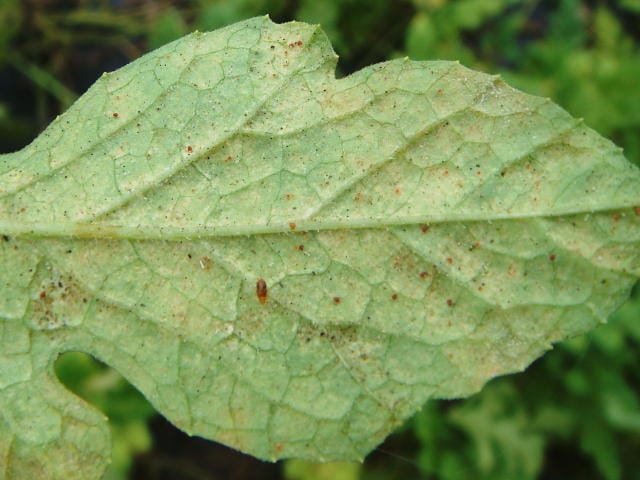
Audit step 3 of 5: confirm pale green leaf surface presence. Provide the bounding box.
[0,16,639,479]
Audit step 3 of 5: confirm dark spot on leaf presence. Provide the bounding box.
[391,293,398,300]
[420,225,429,233]
[39,291,46,299]
[446,299,454,307]
[295,244,304,251]
[333,296,341,304]
[446,257,453,264]
[186,145,193,154]
[112,112,119,118]
[419,271,428,278]
[2,235,9,242]
[289,222,297,230]
[549,254,557,261]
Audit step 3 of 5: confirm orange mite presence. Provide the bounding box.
[256,278,268,304]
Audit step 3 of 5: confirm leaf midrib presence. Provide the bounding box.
[1,204,636,240]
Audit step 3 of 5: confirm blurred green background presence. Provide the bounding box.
[1,1,639,479]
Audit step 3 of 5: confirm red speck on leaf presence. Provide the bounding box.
[225,155,233,162]
[437,89,443,95]
[444,169,449,176]
[391,293,398,300]
[635,207,640,215]
[446,299,454,307]
[446,257,453,264]
[289,222,297,230]
[612,213,620,222]
[394,188,401,195]
[284,193,294,200]
[112,112,119,118]
[186,146,193,154]
[256,279,268,305]
[39,291,46,299]
[419,271,428,278]
[275,443,283,453]
[420,225,429,233]
[295,244,304,251]
[333,297,341,304]
[549,254,557,262]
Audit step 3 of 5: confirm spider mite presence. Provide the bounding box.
[256,278,268,304]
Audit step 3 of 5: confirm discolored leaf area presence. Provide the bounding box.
[0,16,639,479]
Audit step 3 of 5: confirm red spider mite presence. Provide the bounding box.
[256,278,268,304]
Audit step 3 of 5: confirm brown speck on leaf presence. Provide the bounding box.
[353,191,362,201]
[199,256,212,270]
[257,279,268,305]
[39,291,47,299]
[447,299,454,307]
[186,145,193,154]
[284,193,294,200]
[548,254,557,262]
[289,222,297,230]
[420,225,429,233]
[437,88,443,95]
[419,271,428,278]
[112,112,119,118]
[275,443,283,453]
[394,188,401,195]
[612,213,620,222]
[391,293,398,300]
[295,244,304,251]
[225,155,233,162]
[446,257,453,264]
[635,207,640,216]
[333,296,341,304]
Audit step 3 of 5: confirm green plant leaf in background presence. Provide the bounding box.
[0,16,639,479]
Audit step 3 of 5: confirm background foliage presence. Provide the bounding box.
[1,1,639,479]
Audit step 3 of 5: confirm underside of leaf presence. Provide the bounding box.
[0,16,638,479]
